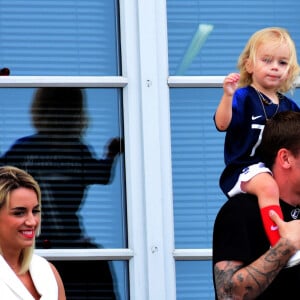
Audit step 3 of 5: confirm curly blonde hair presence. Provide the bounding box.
[237,27,300,93]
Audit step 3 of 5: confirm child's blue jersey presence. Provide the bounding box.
[215,85,300,196]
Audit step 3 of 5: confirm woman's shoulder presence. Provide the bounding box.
[31,254,49,265]
[30,254,56,280]
[30,254,60,298]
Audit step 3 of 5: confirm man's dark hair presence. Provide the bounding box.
[259,111,300,168]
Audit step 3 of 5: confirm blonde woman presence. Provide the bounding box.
[0,166,66,299]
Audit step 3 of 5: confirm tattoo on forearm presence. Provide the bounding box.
[214,262,242,299]
[214,241,290,299]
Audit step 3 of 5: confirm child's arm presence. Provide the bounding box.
[242,171,281,246]
[215,73,240,131]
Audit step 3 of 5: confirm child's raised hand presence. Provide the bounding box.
[223,73,240,96]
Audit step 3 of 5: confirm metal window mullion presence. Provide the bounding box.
[35,248,134,261]
[167,75,300,87]
[134,0,176,299]
[173,249,212,260]
[0,76,128,87]
[119,0,149,299]
[168,76,224,87]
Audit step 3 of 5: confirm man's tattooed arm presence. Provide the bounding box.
[214,239,294,300]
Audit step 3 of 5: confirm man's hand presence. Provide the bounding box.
[270,209,300,251]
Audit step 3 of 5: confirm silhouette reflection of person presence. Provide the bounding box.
[0,87,122,299]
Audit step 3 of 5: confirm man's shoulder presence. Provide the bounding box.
[221,193,258,211]
[215,194,260,226]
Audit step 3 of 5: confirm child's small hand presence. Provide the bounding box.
[223,73,240,96]
[106,137,124,159]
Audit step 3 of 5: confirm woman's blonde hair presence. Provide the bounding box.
[0,166,41,274]
[237,27,300,93]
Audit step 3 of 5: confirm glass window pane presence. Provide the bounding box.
[176,260,214,300]
[52,260,129,300]
[0,87,126,249]
[0,1,120,75]
[170,88,225,249]
[167,0,300,75]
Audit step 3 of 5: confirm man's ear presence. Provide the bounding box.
[278,148,292,168]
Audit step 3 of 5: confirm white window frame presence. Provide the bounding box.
[0,0,238,299]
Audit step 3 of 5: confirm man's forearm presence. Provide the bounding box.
[214,239,294,299]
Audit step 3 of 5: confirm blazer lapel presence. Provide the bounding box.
[0,255,34,300]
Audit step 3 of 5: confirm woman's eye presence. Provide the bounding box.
[13,211,25,216]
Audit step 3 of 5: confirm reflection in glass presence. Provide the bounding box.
[1,88,125,249]
[0,87,127,299]
[176,260,214,299]
[170,88,225,249]
[53,260,129,300]
[0,1,120,75]
[176,24,214,75]
[167,0,300,75]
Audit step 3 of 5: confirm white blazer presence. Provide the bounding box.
[0,254,58,299]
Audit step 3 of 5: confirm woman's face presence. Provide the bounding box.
[0,187,41,252]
